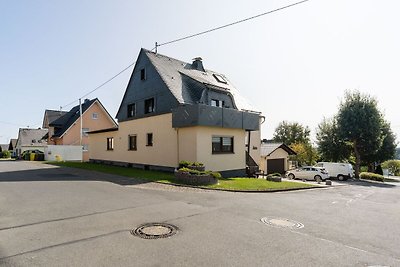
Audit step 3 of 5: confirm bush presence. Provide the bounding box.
[1,150,11,158]
[179,160,204,168]
[360,172,384,182]
[382,160,400,176]
[209,172,222,179]
[178,167,221,179]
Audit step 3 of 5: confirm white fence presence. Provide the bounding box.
[44,145,82,162]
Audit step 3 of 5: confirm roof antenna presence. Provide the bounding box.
[155,42,158,54]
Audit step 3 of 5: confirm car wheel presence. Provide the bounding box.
[337,175,345,181]
[314,175,322,182]
[288,173,295,180]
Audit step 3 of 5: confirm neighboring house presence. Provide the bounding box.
[260,142,297,174]
[89,49,262,177]
[0,144,8,152]
[42,110,68,129]
[15,128,48,157]
[45,98,118,162]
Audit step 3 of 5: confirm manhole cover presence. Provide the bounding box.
[261,217,304,229]
[131,223,178,239]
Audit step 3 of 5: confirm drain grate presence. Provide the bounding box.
[131,223,178,239]
[261,217,304,229]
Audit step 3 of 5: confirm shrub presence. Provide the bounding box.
[360,172,384,182]
[179,160,192,168]
[1,151,11,158]
[209,172,222,179]
[178,167,202,175]
[178,167,221,179]
[382,160,400,176]
[179,160,204,168]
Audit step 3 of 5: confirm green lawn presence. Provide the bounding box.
[49,162,316,191]
[50,162,175,183]
[208,178,315,191]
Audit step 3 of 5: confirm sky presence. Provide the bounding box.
[1,0,400,145]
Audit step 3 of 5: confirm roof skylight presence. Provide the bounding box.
[213,74,227,84]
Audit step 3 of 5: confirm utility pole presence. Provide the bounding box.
[79,98,83,161]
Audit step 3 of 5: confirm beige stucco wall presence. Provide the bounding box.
[52,101,116,161]
[89,113,251,172]
[89,113,178,167]
[261,148,290,173]
[178,126,246,172]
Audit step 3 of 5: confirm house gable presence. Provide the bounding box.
[116,49,180,122]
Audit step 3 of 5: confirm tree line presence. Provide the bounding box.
[272,90,397,178]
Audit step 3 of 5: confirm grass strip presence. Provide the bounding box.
[49,162,316,191]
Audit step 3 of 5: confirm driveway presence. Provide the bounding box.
[0,161,399,266]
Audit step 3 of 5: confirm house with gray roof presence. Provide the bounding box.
[89,49,262,176]
[15,128,48,157]
[43,98,118,161]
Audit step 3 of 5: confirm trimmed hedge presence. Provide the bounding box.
[360,172,384,182]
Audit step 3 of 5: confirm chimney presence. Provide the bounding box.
[84,98,90,103]
[192,57,205,72]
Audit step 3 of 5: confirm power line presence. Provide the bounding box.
[155,0,310,49]
[61,61,136,109]
[61,0,310,109]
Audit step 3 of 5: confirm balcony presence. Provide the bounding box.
[172,104,260,131]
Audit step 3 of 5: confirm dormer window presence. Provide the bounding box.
[213,74,227,84]
[211,99,224,108]
[140,68,146,80]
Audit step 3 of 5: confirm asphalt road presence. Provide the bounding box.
[0,161,399,267]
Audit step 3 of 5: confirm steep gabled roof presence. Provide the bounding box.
[0,144,8,152]
[144,49,256,111]
[117,49,258,117]
[50,99,97,137]
[43,110,68,128]
[16,128,48,147]
[260,142,297,156]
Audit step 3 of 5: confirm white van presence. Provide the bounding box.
[314,162,354,181]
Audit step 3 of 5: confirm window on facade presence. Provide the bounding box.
[211,99,224,108]
[82,144,89,151]
[146,133,153,146]
[212,136,234,154]
[82,128,89,137]
[92,113,98,120]
[128,135,137,150]
[140,68,146,80]
[127,103,136,118]
[106,137,114,150]
[144,98,155,114]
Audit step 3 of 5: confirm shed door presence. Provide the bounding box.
[267,158,285,174]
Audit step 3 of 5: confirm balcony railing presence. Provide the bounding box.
[172,104,260,131]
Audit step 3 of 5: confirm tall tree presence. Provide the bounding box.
[290,142,319,166]
[363,120,397,167]
[316,117,351,162]
[273,121,310,146]
[336,90,385,177]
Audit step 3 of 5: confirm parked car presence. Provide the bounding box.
[314,162,354,181]
[286,166,329,181]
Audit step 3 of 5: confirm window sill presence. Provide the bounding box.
[128,149,137,151]
[212,152,234,154]
[107,149,114,151]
